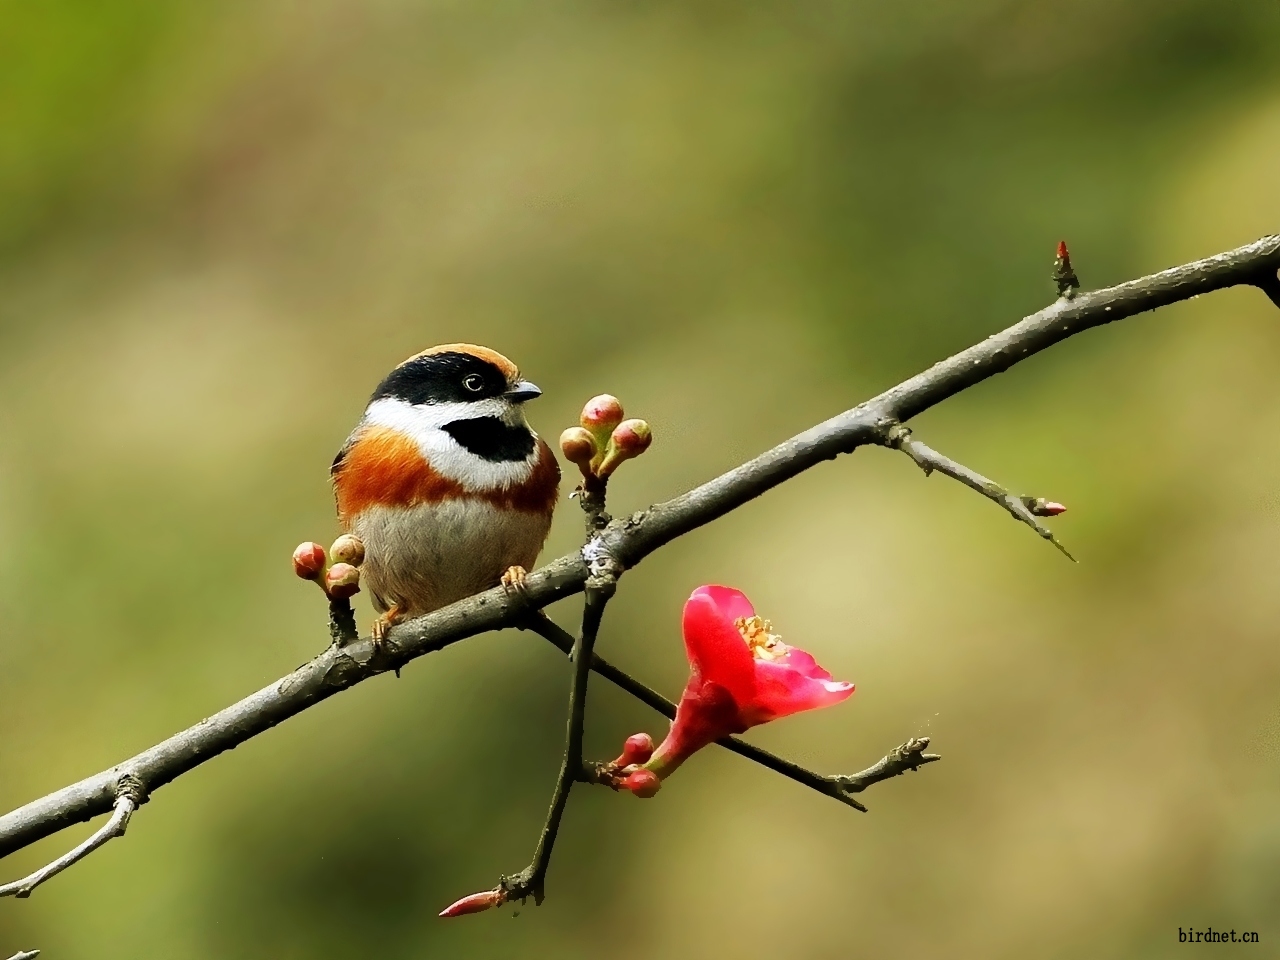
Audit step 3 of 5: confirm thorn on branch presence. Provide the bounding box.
[0,775,146,900]
[882,424,1075,561]
[1053,240,1080,299]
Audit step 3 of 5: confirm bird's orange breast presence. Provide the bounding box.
[333,426,560,524]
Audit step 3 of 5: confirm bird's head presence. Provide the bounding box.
[368,343,542,427]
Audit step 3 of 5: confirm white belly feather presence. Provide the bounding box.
[352,499,551,616]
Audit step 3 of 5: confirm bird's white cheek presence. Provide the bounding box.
[365,396,510,430]
[419,434,538,489]
[361,397,539,491]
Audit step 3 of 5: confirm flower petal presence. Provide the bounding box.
[776,646,833,682]
[689,585,756,622]
[682,589,755,700]
[748,659,854,723]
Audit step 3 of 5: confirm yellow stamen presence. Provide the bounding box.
[734,615,788,661]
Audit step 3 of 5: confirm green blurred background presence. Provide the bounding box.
[3,1,1280,957]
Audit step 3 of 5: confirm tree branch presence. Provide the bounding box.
[5,950,40,960]
[3,235,1278,869]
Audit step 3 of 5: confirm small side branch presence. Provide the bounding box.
[882,423,1074,561]
[502,569,618,906]
[836,737,939,796]
[0,775,145,900]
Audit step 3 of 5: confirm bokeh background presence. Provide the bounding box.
[3,1,1280,957]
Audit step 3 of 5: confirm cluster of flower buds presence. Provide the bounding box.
[292,534,366,600]
[559,394,652,488]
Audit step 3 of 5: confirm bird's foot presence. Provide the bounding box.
[371,604,402,645]
[501,565,529,599]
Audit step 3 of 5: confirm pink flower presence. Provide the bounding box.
[637,586,854,788]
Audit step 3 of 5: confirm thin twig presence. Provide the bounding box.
[503,575,617,905]
[837,737,939,794]
[3,235,1279,864]
[0,776,145,899]
[522,613,936,812]
[882,423,1074,560]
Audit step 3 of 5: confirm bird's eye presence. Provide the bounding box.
[462,374,485,393]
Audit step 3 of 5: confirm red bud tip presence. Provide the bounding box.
[596,419,653,478]
[293,542,326,580]
[580,394,625,434]
[1056,240,1069,260]
[1023,496,1068,517]
[611,419,652,454]
[559,426,598,467]
[329,534,366,566]
[621,769,662,798]
[613,732,655,768]
[439,888,506,918]
[325,562,361,599]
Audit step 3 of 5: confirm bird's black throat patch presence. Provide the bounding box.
[443,417,536,463]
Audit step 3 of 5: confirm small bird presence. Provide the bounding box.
[331,344,561,639]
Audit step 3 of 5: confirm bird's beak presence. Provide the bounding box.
[505,380,542,403]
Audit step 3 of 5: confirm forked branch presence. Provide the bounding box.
[0,776,145,900]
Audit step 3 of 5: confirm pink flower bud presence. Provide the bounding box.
[596,419,653,478]
[1023,497,1068,517]
[612,419,651,454]
[325,562,361,599]
[439,887,506,918]
[329,534,365,566]
[621,769,661,798]
[612,732,655,768]
[580,394,625,435]
[293,542,326,581]
[559,427,598,468]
